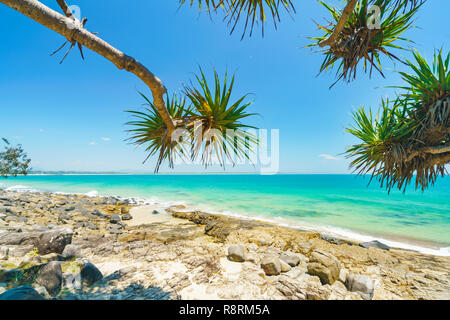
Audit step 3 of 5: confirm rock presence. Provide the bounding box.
[280,253,301,267]
[90,210,108,218]
[152,210,160,215]
[34,262,63,296]
[359,240,390,250]
[345,274,374,300]
[227,244,245,262]
[110,214,121,224]
[80,262,103,287]
[261,255,281,276]
[85,222,99,230]
[120,207,130,214]
[35,228,73,255]
[0,285,45,300]
[307,250,341,285]
[329,280,348,300]
[61,244,81,259]
[106,205,116,212]
[320,233,343,245]
[62,273,82,290]
[280,259,292,272]
[0,269,21,283]
[121,213,132,221]
[33,286,52,299]
[0,246,9,260]
[338,268,349,284]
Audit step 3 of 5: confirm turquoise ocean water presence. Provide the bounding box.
[1,174,449,255]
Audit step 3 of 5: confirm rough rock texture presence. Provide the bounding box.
[34,262,63,296]
[280,253,301,267]
[261,255,281,276]
[307,250,341,285]
[359,240,390,251]
[346,274,374,300]
[227,244,245,262]
[35,228,73,255]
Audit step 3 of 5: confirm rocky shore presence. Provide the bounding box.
[0,189,449,300]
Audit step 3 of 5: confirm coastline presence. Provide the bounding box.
[1,188,449,300]
[1,183,448,257]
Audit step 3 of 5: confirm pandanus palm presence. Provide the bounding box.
[126,68,258,172]
[346,49,450,192]
[308,0,422,87]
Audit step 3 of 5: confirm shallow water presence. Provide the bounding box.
[1,174,449,254]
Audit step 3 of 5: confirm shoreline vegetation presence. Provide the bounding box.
[0,189,449,300]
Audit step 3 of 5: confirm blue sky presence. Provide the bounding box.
[0,0,448,173]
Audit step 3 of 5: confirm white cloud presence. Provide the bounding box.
[101,137,111,141]
[39,129,45,132]
[89,142,97,146]
[319,154,341,161]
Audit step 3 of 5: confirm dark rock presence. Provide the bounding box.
[359,240,390,250]
[34,262,63,296]
[0,268,21,283]
[152,210,159,215]
[121,213,132,221]
[61,244,81,259]
[227,244,245,262]
[91,210,108,218]
[65,206,76,212]
[320,233,343,245]
[35,228,73,255]
[80,262,103,287]
[0,285,45,300]
[110,214,121,224]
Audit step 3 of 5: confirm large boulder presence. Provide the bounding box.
[35,228,73,255]
[307,250,341,285]
[260,255,281,276]
[345,274,374,300]
[0,285,45,300]
[34,262,63,296]
[227,245,245,262]
[80,262,103,287]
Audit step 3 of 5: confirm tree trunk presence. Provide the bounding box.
[0,0,176,132]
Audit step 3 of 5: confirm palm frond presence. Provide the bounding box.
[346,49,450,192]
[183,67,259,167]
[125,93,192,172]
[179,0,295,39]
[308,0,422,87]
